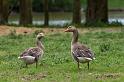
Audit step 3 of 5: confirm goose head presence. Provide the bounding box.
[64,26,79,44]
[36,33,44,39]
[64,26,77,32]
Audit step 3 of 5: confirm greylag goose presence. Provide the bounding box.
[65,26,95,69]
[18,33,44,68]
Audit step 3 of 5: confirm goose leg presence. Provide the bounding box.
[77,62,80,69]
[25,63,28,68]
[35,57,38,68]
[87,62,89,69]
[36,61,38,68]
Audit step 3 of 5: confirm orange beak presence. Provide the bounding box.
[64,29,69,32]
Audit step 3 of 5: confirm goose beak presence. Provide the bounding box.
[39,33,45,37]
[42,33,45,36]
[64,29,69,32]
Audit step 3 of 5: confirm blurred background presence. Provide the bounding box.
[0,0,124,26]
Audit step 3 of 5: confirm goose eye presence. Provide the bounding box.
[68,26,72,29]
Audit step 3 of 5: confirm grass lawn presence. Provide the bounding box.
[0,27,124,82]
[108,0,124,9]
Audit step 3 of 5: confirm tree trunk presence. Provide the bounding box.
[19,0,32,26]
[0,0,2,24]
[44,0,49,26]
[72,0,81,24]
[86,0,108,25]
[0,0,9,24]
[96,0,108,23]
[86,0,96,23]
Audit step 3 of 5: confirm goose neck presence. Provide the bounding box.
[71,30,78,44]
[36,38,44,49]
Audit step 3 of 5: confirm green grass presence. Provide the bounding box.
[108,0,124,9]
[0,28,124,82]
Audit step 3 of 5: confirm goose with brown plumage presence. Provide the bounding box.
[18,33,44,68]
[65,26,95,69]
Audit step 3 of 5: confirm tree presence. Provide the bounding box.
[44,0,49,26]
[72,0,81,24]
[0,0,3,24]
[86,0,108,25]
[0,0,9,24]
[19,0,32,26]
[96,0,108,23]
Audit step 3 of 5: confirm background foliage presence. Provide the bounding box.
[8,0,124,12]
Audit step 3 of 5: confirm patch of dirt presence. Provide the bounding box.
[0,25,123,36]
[16,27,36,35]
[21,73,47,81]
[95,73,120,80]
[0,26,65,36]
[0,25,11,36]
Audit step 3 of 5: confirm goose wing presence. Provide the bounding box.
[20,47,42,58]
[72,44,95,59]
